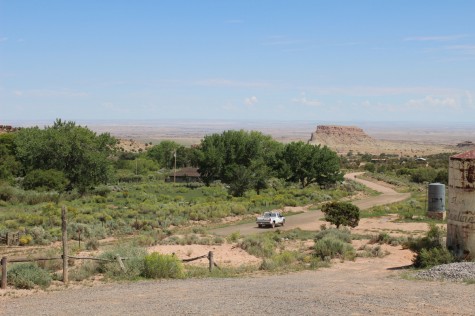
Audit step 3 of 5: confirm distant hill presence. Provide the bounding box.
[308,125,455,156]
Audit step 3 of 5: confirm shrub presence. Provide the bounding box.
[321,201,360,228]
[98,245,147,279]
[142,252,185,279]
[406,224,455,268]
[19,234,33,246]
[315,228,352,243]
[7,263,52,289]
[314,238,356,261]
[413,247,454,268]
[238,235,276,258]
[22,169,69,192]
[69,261,99,281]
[86,238,100,250]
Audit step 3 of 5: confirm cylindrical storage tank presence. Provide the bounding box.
[447,150,475,260]
[427,183,445,212]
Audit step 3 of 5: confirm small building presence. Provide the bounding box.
[167,167,201,183]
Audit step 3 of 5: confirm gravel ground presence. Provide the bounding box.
[415,262,475,282]
[2,266,474,316]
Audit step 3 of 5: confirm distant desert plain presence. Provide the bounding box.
[6,119,475,156]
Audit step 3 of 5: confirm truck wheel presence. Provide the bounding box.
[258,224,262,228]
[281,220,285,226]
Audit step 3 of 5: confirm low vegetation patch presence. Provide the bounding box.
[7,263,52,289]
[142,252,185,279]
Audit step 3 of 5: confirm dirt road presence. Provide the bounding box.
[212,172,410,236]
[2,256,473,316]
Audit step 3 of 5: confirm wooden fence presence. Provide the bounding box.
[1,252,217,290]
[0,232,21,246]
[0,206,218,290]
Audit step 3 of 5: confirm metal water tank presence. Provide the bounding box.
[427,183,445,212]
[447,149,475,260]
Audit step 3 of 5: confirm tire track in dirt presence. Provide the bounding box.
[211,172,410,236]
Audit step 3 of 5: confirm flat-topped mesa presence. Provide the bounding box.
[309,125,375,147]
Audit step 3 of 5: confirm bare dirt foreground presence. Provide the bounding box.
[1,173,473,315]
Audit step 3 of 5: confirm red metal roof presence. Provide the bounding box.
[451,149,475,160]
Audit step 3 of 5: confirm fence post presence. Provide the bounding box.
[62,206,69,284]
[208,251,214,272]
[1,256,7,289]
[116,255,127,273]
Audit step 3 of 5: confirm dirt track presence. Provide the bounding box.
[212,172,410,236]
[2,256,474,316]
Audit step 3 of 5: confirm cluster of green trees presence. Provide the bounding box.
[0,120,343,197]
[0,119,116,193]
[341,152,451,185]
[197,130,343,196]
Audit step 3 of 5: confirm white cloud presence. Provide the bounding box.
[12,89,88,98]
[445,45,475,56]
[306,86,462,97]
[406,96,458,109]
[261,36,306,46]
[465,91,474,108]
[292,92,321,107]
[244,96,258,106]
[195,78,270,88]
[404,34,468,42]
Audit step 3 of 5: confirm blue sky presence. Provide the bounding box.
[1,1,474,122]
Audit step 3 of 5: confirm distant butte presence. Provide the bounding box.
[307,124,455,156]
[309,125,375,147]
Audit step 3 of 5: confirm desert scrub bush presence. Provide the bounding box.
[315,227,352,243]
[314,238,356,261]
[413,247,454,268]
[68,223,106,240]
[279,228,315,241]
[314,228,355,261]
[98,244,147,280]
[227,231,241,243]
[19,234,33,246]
[86,238,100,250]
[69,261,99,281]
[238,234,277,258]
[406,224,455,268]
[260,251,315,272]
[7,263,52,289]
[369,232,407,246]
[37,249,63,272]
[142,252,185,279]
[357,245,389,258]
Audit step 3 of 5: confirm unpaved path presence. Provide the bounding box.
[212,172,410,236]
[2,253,473,316]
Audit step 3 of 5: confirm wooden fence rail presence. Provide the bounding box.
[1,251,217,290]
[0,232,21,246]
[0,206,218,290]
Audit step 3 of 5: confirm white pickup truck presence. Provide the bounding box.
[256,211,285,228]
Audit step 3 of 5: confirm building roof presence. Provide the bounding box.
[172,167,200,177]
[451,149,475,160]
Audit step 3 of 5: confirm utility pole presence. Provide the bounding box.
[173,150,177,183]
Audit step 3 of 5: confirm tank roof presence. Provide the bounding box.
[451,149,475,160]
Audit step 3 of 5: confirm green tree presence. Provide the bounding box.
[322,201,360,228]
[279,142,343,188]
[0,133,21,180]
[15,119,116,193]
[23,169,69,192]
[147,141,195,169]
[197,130,283,195]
